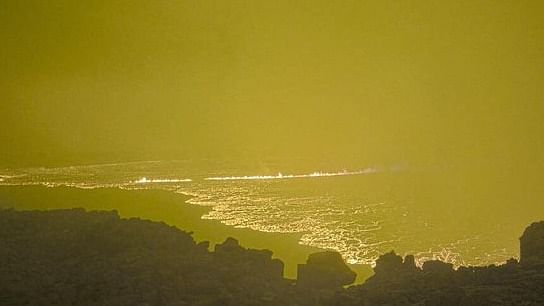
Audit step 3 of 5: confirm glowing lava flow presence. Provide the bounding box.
[204,168,377,181]
[132,177,192,184]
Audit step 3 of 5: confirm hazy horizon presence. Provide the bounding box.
[1,1,542,172]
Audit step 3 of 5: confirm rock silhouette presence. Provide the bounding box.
[1,208,544,305]
[297,251,356,290]
[337,235,544,305]
[0,209,297,305]
[520,221,544,266]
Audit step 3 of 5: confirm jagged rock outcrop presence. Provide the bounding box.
[296,251,356,290]
[373,250,403,275]
[0,208,296,305]
[3,208,544,306]
[213,237,285,281]
[295,251,357,306]
[520,221,544,266]
[402,254,418,272]
[335,222,544,306]
[0,208,359,306]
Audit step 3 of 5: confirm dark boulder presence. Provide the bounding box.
[296,251,356,289]
[213,237,285,281]
[520,221,544,266]
[215,237,242,253]
[422,260,453,275]
[402,254,418,272]
[373,250,403,277]
[422,260,455,287]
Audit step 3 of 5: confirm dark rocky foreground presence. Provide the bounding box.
[0,209,353,305]
[338,221,544,306]
[0,209,543,305]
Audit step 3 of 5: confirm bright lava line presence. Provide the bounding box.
[132,177,192,184]
[204,168,377,181]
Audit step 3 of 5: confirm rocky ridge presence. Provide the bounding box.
[1,209,544,305]
[336,221,544,305]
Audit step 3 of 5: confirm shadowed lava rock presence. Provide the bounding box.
[520,221,544,267]
[0,208,297,305]
[296,251,356,305]
[3,208,544,306]
[297,251,356,290]
[335,223,544,306]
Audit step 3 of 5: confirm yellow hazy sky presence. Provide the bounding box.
[1,1,543,170]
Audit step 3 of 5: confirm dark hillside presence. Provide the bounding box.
[1,209,544,305]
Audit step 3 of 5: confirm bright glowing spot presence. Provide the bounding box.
[133,177,192,184]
